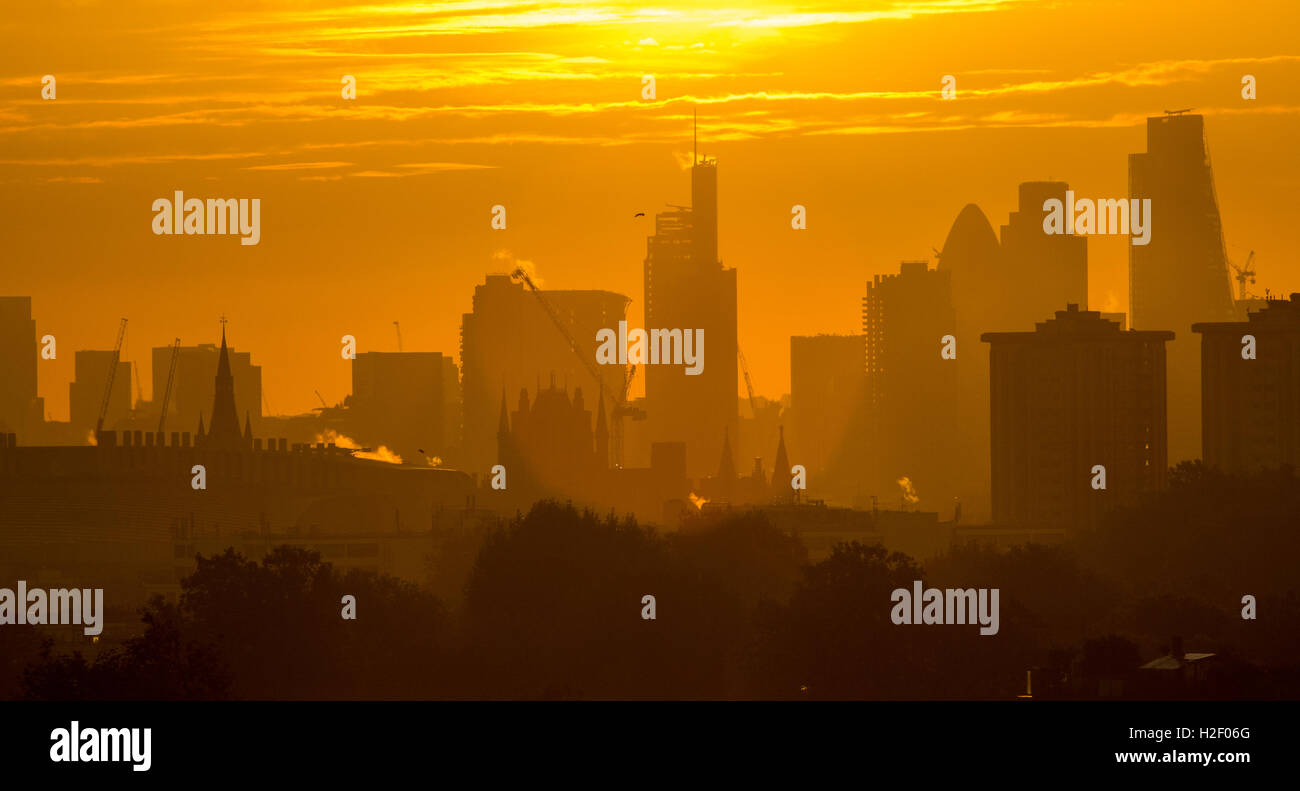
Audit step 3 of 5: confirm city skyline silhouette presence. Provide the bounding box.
[3,1,1300,710]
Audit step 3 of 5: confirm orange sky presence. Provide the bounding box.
[3,0,1298,421]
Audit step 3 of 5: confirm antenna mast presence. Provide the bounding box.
[693,107,697,165]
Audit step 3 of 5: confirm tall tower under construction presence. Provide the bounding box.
[1129,112,1238,463]
[643,121,738,478]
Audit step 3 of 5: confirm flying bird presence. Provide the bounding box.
[634,212,645,218]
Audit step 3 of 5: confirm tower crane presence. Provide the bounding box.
[510,267,645,467]
[157,338,181,434]
[737,345,758,419]
[133,362,144,406]
[96,318,127,433]
[1231,250,1256,301]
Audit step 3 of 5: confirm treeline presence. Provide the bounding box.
[5,462,1300,699]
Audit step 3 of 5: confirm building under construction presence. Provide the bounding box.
[1130,112,1239,464]
[642,140,738,478]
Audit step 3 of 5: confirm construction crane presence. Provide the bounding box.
[1231,250,1256,301]
[315,390,328,409]
[509,267,645,467]
[1164,108,1193,116]
[96,318,127,433]
[157,338,181,433]
[737,345,758,419]
[393,321,403,352]
[133,362,144,406]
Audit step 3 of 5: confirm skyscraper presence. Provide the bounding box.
[69,350,131,435]
[350,351,453,462]
[643,146,738,477]
[1000,181,1088,327]
[0,297,39,434]
[937,204,1003,521]
[789,333,867,499]
[1130,112,1238,463]
[863,261,958,510]
[1194,294,1300,472]
[983,305,1172,528]
[937,183,1091,521]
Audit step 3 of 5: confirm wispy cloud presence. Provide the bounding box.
[244,161,353,171]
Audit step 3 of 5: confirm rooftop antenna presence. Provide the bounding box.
[693,107,698,166]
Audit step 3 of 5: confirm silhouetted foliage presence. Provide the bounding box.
[18,466,1300,699]
[23,546,452,700]
[0,625,50,700]
[461,500,725,698]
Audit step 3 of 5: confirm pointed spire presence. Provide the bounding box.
[497,386,512,462]
[593,383,609,468]
[196,412,205,438]
[243,411,252,440]
[716,427,735,481]
[205,319,242,449]
[217,317,232,379]
[772,425,789,486]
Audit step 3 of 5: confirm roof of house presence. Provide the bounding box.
[1139,653,1216,671]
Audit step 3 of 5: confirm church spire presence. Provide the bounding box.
[594,386,609,468]
[716,427,735,481]
[496,386,511,463]
[204,317,243,450]
[497,386,510,438]
[772,425,791,500]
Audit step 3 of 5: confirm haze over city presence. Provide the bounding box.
[3,0,1299,421]
[2,0,1300,719]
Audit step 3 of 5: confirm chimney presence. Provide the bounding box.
[1170,635,1184,661]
